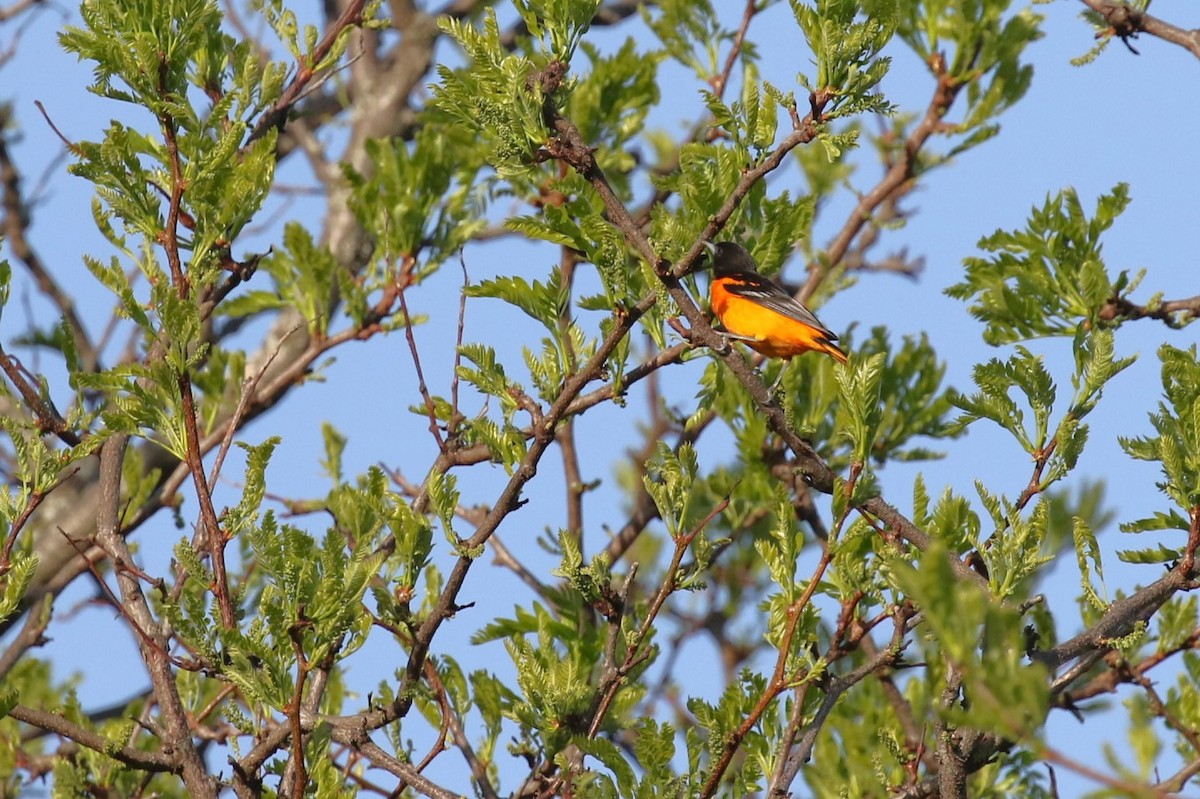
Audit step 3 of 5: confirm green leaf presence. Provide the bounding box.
[575,735,636,796]
[223,438,280,541]
[320,422,347,484]
[468,270,568,332]
[853,328,958,465]
[642,0,722,81]
[0,552,38,625]
[457,343,521,414]
[1072,516,1107,612]
[643,441,698,538]
[835,351,885,464]
[256,223,338,336]
[346,126,485,267]
[1120,344,1200,512]
[426,469,461,547]
[434,8,561,179]
[1120,509,1191,535]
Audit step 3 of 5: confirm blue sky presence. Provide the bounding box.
[4,1,1199,796]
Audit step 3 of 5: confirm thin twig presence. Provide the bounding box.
[206,320,295,489]
[711,0,758,100]
[397,257,447,452]
[0,346,80,445]
[1040,744,1169,798]
[347,739,462,799]
[800,56,962,304]
[450,249,470,439]
[701,547,833,798]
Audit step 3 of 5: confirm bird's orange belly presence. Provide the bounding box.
[710,295,823,358]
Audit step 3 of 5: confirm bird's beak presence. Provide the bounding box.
[702,240,718,265]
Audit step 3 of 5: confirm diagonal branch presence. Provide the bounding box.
[8,704,179,773]
[246,0,371,145]
[800,55,963,303]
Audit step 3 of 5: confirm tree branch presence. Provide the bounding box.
[246,0,371,145]
[8,703,179,773]
[1077,0,1200,60]
[1099,292,1200,328]
[93,435,217,798]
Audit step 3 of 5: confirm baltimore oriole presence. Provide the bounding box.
[705,241,849,365]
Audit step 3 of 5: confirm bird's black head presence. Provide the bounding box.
[703,241,760,277]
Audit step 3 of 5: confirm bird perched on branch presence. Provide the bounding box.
[705,241,849,372]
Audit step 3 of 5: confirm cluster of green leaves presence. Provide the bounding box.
[255,0,374,72]
[434,0,678,429]
[648,0,897,253]
[222,223,341,336]
[689,671,776,794]
[0,657,53,792]
[568,39,662,171]
[49,692,166,797]
[469,556,651,774]
[161,432,436,741]
[705,60,790,156]
[46,0,304,493]
[346,126,488,270]
[952,331,1132,477]
[0,267,105,625]
[641,0,722,81]
[851,328,959,462]
[227,118,491,338]
[948,184,1136,344]
[942,334,1131,601]
[457,266,604,467]
[484,601,615,750]
[1119,344,1200,563]
[897,539,1050,748]
[794,0,897,124]
[511,0,600,62]
[62,0,281,285]
[435,9,564,179]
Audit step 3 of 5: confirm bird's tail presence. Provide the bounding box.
[821,339,849,365]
